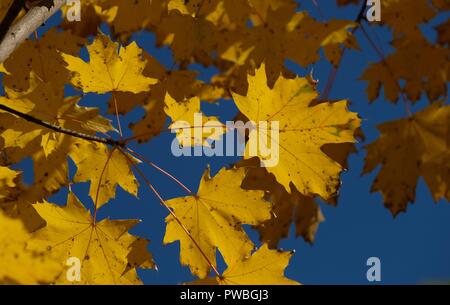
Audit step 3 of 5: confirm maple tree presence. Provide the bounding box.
[0,0,448,285]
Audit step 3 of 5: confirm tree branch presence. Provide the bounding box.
[0,102,124,147]
[0,0,26,44]
[0,0,65,64]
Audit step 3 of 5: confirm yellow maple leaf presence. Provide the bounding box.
[363,102,450,216]
[62,33,157,94]
[28,193,155,284]
[232,64,360,200]
[0,210,61,284]
[107,53,213,144]
[219,244,299,285]
[165,93,225,147]
[190,244,299,285]
[164,167,271,278]
[68,140,139,208]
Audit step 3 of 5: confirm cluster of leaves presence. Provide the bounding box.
[0,0,448,284]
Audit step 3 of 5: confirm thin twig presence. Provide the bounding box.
[125,147,193,195]
[112,91,124,138]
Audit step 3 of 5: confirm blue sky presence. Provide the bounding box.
[3,0,450,284]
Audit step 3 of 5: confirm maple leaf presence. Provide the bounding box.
[363,102,450,216]
[190,244,299,285]
[3,29,85,92]
[107,53,213,144]
[0,210,61,284]
[165,93,225,147]
[62,33,158,94]
[286,12,358,68]
[27,193,155,284]
[164,167,271,278]
[216,3,357,87]
[105,0,167,40]
[380,0,437,38]
[158,10,218,66]
[362,35,449,103]
[68,140,139,208]
[232,64,360,200]
[218,244,299,285]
